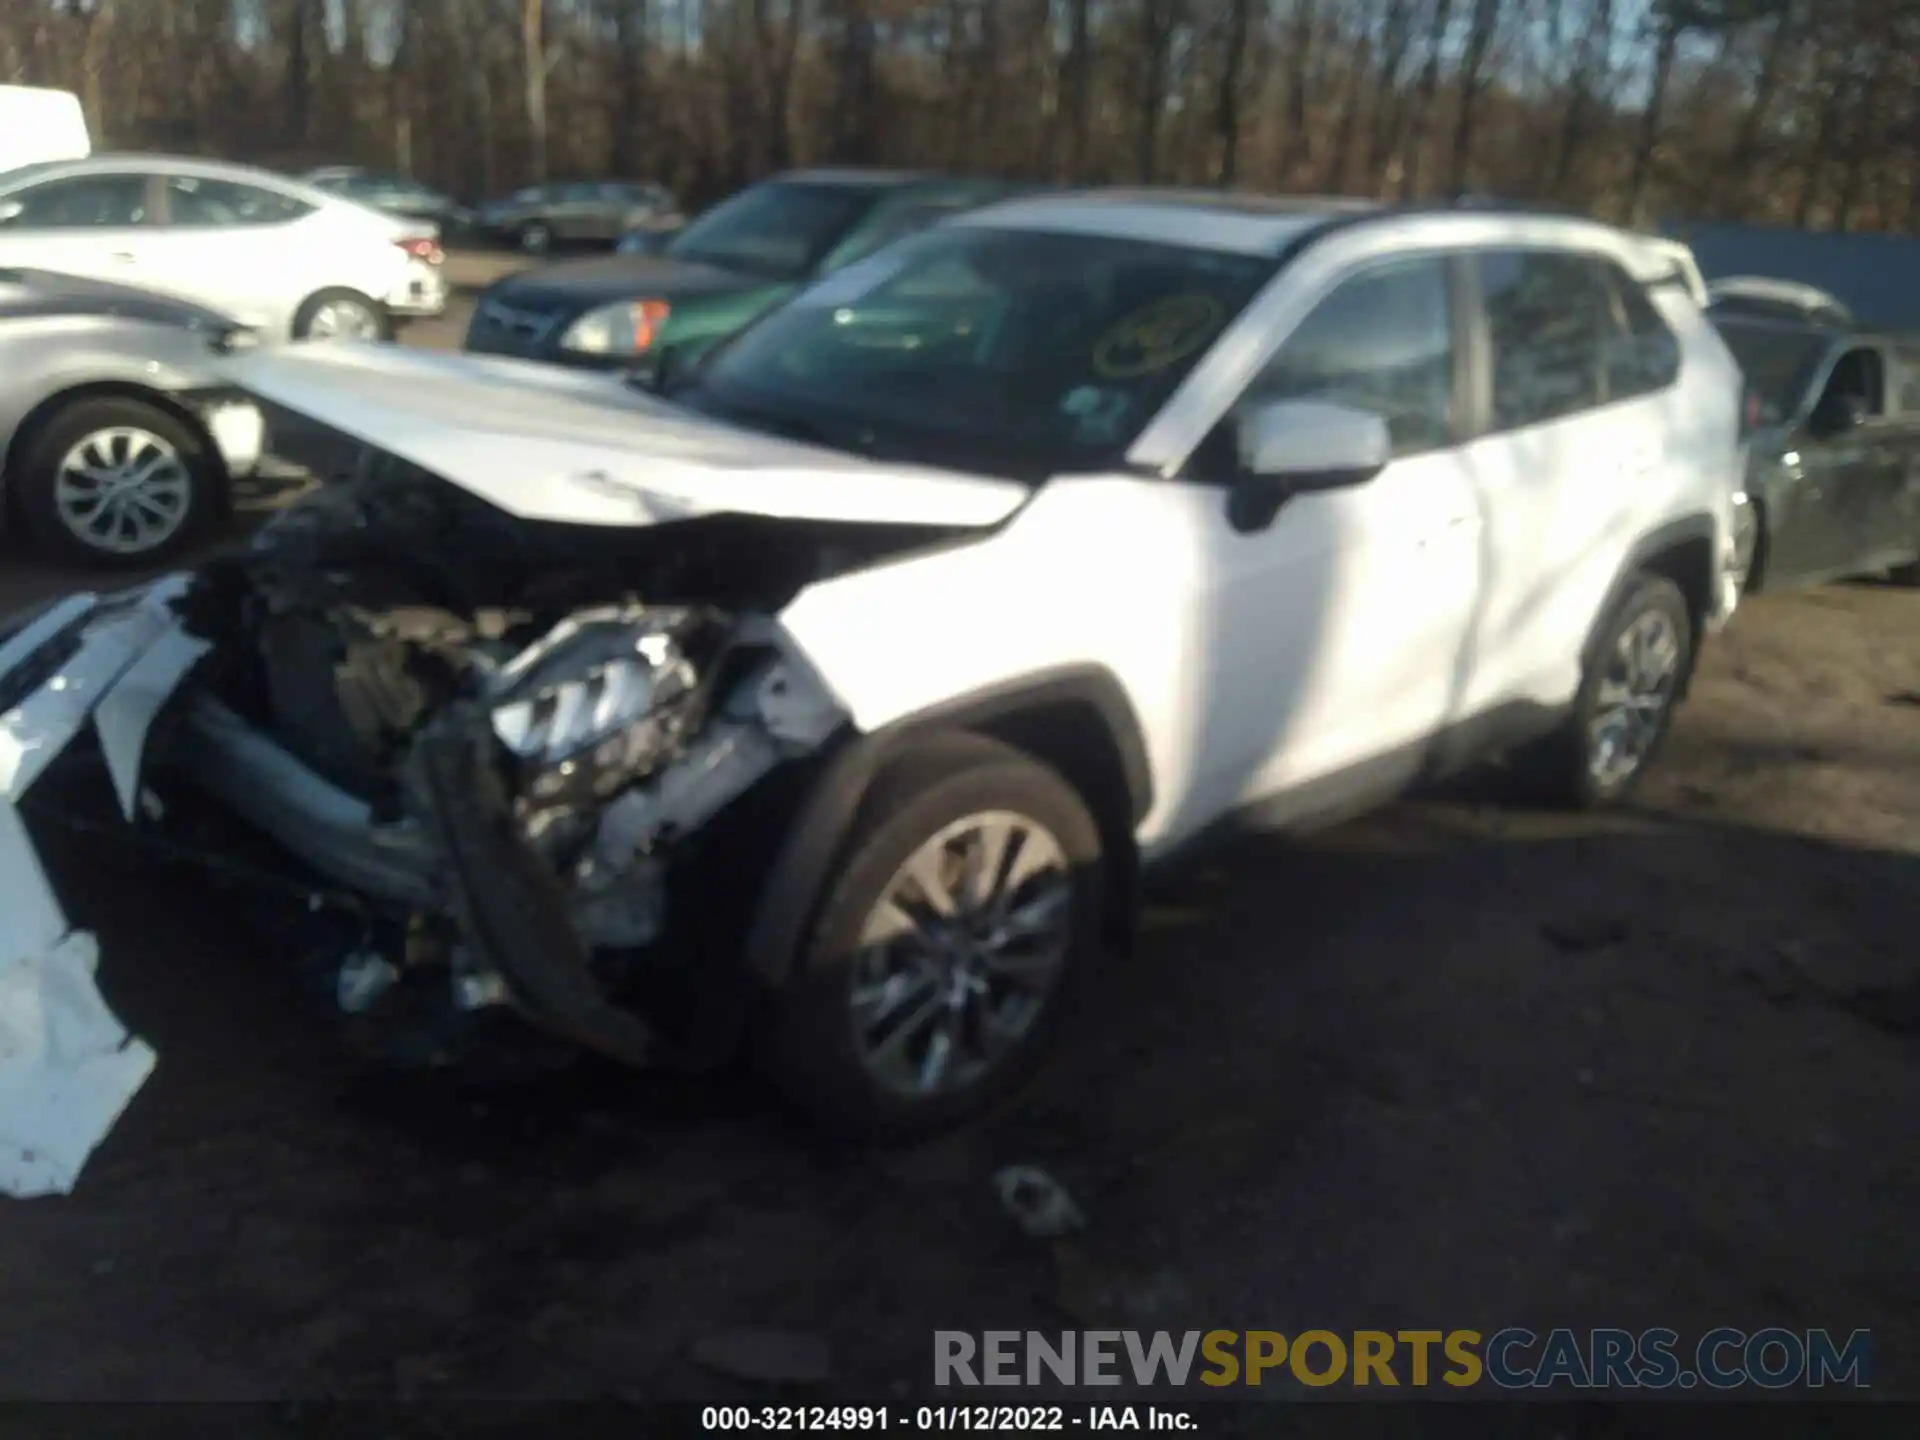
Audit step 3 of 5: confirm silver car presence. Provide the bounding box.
[0,267,266,567]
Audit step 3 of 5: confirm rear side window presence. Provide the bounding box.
[165,176,313,226]
[1477,249,1611,431]
[0,174,149,228]
[1601,263,1681,400]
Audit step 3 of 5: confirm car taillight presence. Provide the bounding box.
[396,236,444,265]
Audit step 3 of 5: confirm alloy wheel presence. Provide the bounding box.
[305,297,382,340]
[53,426,194,557]
[848,810,1075,1100]
[1587,607,1682,790]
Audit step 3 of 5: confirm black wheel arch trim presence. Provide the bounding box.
[1583,512,1718,682]
[743,664,1153,989]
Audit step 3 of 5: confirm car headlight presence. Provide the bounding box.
[558,298,671,356]
[488,609,705,803]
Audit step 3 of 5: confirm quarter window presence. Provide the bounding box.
[1243,255,1456,457]
[1477,249,1611,431]
[166,176,312,226]
[0,174,149,228]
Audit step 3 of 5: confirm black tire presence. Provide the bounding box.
[1518,574,1695,810]
[12,396,219,569]
[292,287,388,341]
[1890,558,1920,587]
[518,221,553,255]
[1733,498,1767,597]
[759,734,1105,1142]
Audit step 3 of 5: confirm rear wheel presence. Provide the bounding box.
[13,396,218,568]
[1731,497,1766,596]
[293,288,386,341]
[759,735,1104,1141]
[518,221,553,256]
[1519,574,1694,809]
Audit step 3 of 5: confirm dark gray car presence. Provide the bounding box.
[0,268,266,567]
[1713,311,1920,593]
[474,180,677,255]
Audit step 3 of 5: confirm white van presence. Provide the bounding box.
[0,86,90,174]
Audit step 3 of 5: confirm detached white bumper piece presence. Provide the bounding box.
[0,580,203,1198]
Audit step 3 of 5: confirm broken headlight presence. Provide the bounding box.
[488,609,704,803]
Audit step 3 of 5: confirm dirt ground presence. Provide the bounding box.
[1,260,1916,1404]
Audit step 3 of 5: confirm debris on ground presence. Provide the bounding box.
[993,1164,1086,1239]
[0,930,157,1198]
[691,1327,834,1385]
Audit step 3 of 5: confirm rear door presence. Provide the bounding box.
[0,170,158,283]
[140,174,320,329]
[1454,247,1650,716]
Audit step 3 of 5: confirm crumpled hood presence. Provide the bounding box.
[224,343,1032,530]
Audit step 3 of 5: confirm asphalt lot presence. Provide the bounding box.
[2,254,1917,1403]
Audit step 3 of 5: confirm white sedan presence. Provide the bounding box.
[0,154,447,341]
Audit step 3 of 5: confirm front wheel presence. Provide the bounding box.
[518,221,553,256]
[760,735,1104,1141]
[13,396,219,568]
[1521,574,1694,809]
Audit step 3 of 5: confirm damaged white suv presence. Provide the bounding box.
[1,194,1744,1149]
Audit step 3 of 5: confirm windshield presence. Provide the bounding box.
[669,225,1275,481]
[665,181,884,280]
[1713,318,1829,424]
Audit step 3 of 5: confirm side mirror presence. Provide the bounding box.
[1226,398,1391,533]
[1808,390,1865,439]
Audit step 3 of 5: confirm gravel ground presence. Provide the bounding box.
[1,260,1915,1403]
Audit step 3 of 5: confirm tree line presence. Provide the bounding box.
[5,0,1918,232]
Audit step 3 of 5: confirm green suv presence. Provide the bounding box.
[462,169,1026,378]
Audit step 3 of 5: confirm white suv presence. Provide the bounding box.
[0,193,1745,1158]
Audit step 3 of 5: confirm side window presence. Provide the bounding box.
[559,182,599,203]
[166,176,313,226]
[1242,255,1456,457]
[1477,249,1611,431]
[0,174,149,229]
[1820,346,1886,417]
[1601,263,1681,400]
[822,200,969,274]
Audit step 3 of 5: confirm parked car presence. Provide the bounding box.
[1711,310,1920,593]
[473,180,676,254]
[1708,276,1854,327]
[301,166,476,235]
[0,155,447,342]
[0,267,265,567]
[465,169,1023,377]
[0,193,1744,1146]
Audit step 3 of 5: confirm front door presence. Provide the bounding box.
[0,171,157,286]
[1789,344,1908,579]
[1197,253,1485,804]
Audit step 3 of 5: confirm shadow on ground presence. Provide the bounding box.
[5,780,1914,1401]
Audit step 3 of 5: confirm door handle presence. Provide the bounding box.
[108,251,136,263]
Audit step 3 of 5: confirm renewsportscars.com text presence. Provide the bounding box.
[933,1328,1872,1390]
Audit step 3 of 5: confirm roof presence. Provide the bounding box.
[958,189,1365,256]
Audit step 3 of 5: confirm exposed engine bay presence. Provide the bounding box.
[129,457,955,1071]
